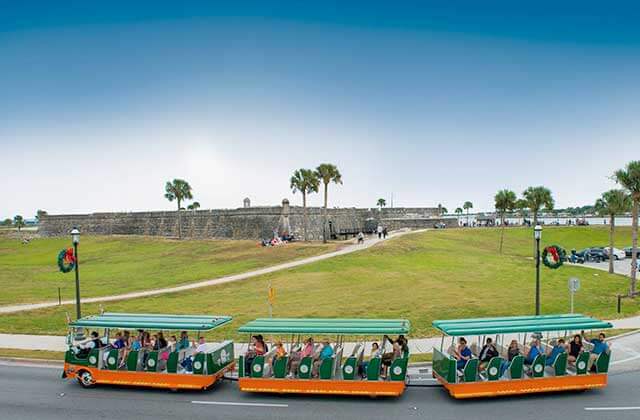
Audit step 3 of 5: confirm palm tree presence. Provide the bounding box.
[595,190,631,274]
[164,179,193,239]
[291,168,320,241]
[494,189,517,254]
[463,201,473,227]
[437,204,448,216]
[187,201,201,211]
[523,186,554,226]
[13,215,24,232]
[315,164,342,243]
[515,199,529,225]
[454,207,463,225]
[377,198,387,210]
[614,161,640,295]
[35,209,47,222]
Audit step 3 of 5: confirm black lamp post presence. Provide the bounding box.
[71,227,81,320]
[534,224,542,315]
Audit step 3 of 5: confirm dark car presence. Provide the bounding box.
[624,247,640,258]
[574,248,608,263]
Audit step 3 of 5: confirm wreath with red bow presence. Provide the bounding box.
[57,248,76,273]
[542,245,566,269]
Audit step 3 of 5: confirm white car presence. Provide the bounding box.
[602,247,626,260]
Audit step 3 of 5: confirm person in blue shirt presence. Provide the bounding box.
[312,341,335,377]
[545,338,566,366]
[585,332,609,372]
[525,338,543,365]
[454,337,472,370]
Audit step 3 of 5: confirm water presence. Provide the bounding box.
[449,215,633,226]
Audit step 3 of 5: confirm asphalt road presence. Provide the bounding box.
[2,363,639,420]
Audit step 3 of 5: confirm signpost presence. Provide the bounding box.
[568,277,580,313]
[268,280,275,318]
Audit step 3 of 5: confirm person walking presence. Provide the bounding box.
[382,227,388,239]
[377,225,383,239]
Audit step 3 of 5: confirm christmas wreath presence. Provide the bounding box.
[57,248,76,273]
[542,245,565,269]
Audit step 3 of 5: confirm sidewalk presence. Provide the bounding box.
[0,229,424,315]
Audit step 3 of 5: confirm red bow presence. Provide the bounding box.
[63,248,76,264]
[547,246,559,262]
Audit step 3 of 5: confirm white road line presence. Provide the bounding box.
[191,401,288,408]
[611,354,640,365]
[585,407,640,411]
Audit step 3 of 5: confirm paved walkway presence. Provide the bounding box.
[0,229,424,315]
[568,259,636,277]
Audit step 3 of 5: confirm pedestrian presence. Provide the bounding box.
[382,227,388,239]
[377,225,383,239]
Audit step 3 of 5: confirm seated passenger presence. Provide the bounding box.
[358,342,380,378]
[269,341,287,373]
[244,335,266,375]
[312,341,334,377]
[453,337,472,370]
[499,340,521,377]
[585,332,609,371]
[177,331,190,351]
[478,337,499,370]
[112,332,126,350]
[546,338,566,366]
[568,334,583,364]
[168,335,177,352]
[289,338,314,377]
[381,335,403,377]
[525,338,543,365]
[76,331,103,358]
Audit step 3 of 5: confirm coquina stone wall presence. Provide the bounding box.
[39,201,453,240]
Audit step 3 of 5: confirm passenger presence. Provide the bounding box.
[381,335,403,377]
[289,338,314,377]
[76,331,103,358]
[525,338,543,365]
[168,335,178,352]
[397,335,409,357]
[585,332,609,372]
[150,334,158,350]
[269,341,287,373]
[358,342,380,378]
[546,338,566,366]
[244,335,266,375]
[112,332,126,350]
[156,332,168,350]
[257,335,269,353]
[568,334,583,364]
[312,341,334,377]
[119,331,132,368]
[453,337,472,370]
[193,336,208,353]
[478,337,499,371]
[499,340,521,377]
[177,331,190,351]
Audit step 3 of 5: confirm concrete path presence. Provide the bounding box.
[0,229,424,315]
[569,259,637,277]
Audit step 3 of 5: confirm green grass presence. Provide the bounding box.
[0,348,65,361]
[0,232,340,305]
[1,226,638,339]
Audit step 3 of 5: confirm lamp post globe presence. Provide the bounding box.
[71,227,80,245]
[534,225,542,315]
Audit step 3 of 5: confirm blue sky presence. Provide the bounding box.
[2,2,640,219]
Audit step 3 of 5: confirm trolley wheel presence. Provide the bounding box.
[77,371,96,388]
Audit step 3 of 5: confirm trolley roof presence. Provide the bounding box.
[68,312,232,331]
[433,314,612,336]
[238,318,410,335]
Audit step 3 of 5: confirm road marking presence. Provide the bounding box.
[585,406,640,411]
[191,400,288,408]
[611,354,640,366]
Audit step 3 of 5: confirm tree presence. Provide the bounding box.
[35,209,47,222]
[515,199,529,224]
[187,202,201,211]
[315,164,342,243]
[463,201,473,227]
[290,168,320,241]
[494,189,517,254]
[377,198,387,210]
[164,179,193,239]
[437,204,448,216]
[1,218,12,227]
[13,215,24,232]
[614,161,640,295]
[523,186,554,226]
[595,190,632,274]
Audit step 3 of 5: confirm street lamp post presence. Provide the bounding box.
[534,225,542,316]
[71,227,81,320]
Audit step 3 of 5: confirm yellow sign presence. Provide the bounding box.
[268,286,275,304]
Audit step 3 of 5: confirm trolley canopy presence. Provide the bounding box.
[433,314,612,336]
[68,312,232,331]
[238,318,410,335]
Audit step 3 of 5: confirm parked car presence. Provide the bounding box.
[574,248,608,263]
[601,247,626,260]
[433,222,446,229]
[624,246,640,258]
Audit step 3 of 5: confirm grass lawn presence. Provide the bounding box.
[0,348,65,361]
[1,226,638,339]
[0,232,340,306]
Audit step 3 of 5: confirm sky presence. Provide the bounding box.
[2,1,640,219]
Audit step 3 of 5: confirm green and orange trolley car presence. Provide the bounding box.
[432,314,613,399]
[62,313,235,390]
[236,318,411,397]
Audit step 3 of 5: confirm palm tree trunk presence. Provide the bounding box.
[609,214,615,274]
[177,199,182,240]
[630,198,638,296]
[499,213,505,254]
[322,182,328,243]
[303,192,308,241]
[466,209,469,227]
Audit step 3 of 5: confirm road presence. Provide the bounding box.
[2,362,639,420]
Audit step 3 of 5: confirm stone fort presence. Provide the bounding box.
[39,200,456,240]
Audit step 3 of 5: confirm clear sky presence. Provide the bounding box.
[2,1,639,219]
